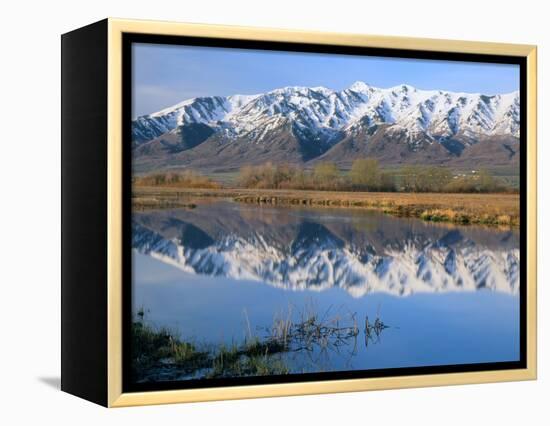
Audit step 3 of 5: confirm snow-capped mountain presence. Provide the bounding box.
[132,208,520,297]
[132,82,520,171]
[132,94,260,146]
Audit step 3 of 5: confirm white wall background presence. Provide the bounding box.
[0,0,546,424]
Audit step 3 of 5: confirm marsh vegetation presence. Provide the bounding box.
[236,160,513,194]
[132,303,390,382]
[133,159,515,194]
[132,158,518,226]
[133,186,519,226]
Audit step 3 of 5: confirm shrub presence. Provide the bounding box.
[400,165,453,192]
[350,158,396,192]
[238,162,307,189]
[134,170,221,189]
[313,162,341,189]
[443,169,507,193]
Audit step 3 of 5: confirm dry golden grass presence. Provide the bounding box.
[133,186,520,226]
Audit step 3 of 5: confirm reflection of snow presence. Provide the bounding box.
[132,221,520,298]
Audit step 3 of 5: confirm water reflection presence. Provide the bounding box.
[132,201,520,297]
[131,200,520,382]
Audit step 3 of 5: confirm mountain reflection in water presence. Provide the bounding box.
[132,201,519,297]
[131,200,521,382]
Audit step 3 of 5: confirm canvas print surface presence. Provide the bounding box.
[130,42,521,385]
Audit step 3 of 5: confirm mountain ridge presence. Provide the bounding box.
[132,82,520,172]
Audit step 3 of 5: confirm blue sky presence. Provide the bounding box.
[132,43,520,117]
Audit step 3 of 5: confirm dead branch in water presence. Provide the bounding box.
[364,309,389,347]
[263,303,390,355]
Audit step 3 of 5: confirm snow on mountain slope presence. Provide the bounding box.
[132,82,520,147]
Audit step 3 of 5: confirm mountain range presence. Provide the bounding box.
[132,82,520,173]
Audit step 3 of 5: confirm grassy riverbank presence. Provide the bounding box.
[132,304,371,382]
[132,319,289,382]
[133,186,519,227]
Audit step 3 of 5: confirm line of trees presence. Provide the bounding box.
[350,159,396,191]
[238,159,512,193]
[238,161,395,191]
[134,160,512,194]
[237,160,395,191]
[400,165,508,193]
[133,170,221,189]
